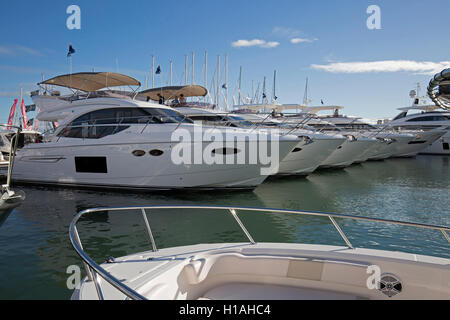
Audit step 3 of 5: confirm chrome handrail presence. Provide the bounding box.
[69,205,450,300]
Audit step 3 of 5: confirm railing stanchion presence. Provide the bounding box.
[91,269,105,300]
[229,209,256,244]
[141,208,158,252]
[441,229,450,244]
[73,225,94,281]
[329,216,354,249]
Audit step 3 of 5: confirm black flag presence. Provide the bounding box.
[25,104,36,112]
[67,44,76,57]
[155,66,161,74]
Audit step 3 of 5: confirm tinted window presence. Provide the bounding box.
[58,107,192,139]
[407,115,450,122]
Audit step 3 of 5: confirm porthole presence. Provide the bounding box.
[212,148,240,155]
[132,150,146,157]
[149,149,164,157]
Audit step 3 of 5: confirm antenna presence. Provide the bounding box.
[238,66,242,105]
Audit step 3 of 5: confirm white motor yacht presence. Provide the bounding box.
[11,73,300,191]
[228,109,346,175]
[299,105,444,159]
[388,101,450,156]
[281,116,378,168]
[70,205,450,300]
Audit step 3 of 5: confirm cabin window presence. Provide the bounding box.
[58,107,192,139]
[406,115,450,122]
[443,143,450,150]
[75,157,107,173]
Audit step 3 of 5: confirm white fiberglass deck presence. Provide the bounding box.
[70,206,450,300]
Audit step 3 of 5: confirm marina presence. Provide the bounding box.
[0,1,449,302]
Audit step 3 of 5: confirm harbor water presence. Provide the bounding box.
[0,155,449,300]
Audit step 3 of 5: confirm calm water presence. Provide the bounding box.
[0,155,449,300]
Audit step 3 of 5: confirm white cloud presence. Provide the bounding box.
[231,39,280,48]
[311,60,450,75]
[291,37,318,44]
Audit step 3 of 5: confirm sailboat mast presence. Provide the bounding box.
[225,54,228,111]
[263,76,267,105]
[185,54,188,85]
[238,66,242,105]
[151,55,155,88]
[169,59,173,86]
[273,70,277,102]
[216,55,221,109]
[303,77,309,105]
[191,52,195,85]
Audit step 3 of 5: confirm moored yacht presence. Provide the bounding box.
[297,105,444,159]
[11,73,300,190]
[230,106,347,175]
[388,102,450,155]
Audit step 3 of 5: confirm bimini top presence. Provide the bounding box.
[38,72,141,92]
[138,85,207,101]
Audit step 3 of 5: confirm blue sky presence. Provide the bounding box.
[1,0,450,122]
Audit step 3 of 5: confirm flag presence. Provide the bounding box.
[20,99,30,129]
[321,99,324,105]
[274,96,278,101]
[7,99,18,129]
[27,119,34,127]
[25,104,36,112]
[155,66,161,74]
[222,84,227,89]
[67,44,76,57]
[262,93,267,99]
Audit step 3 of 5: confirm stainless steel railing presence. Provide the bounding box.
[69,205,450,300]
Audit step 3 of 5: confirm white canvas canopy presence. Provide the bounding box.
[39,72,141,92]
[138,85,207,101]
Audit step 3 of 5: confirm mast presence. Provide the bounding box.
[238,66,242,105]
[204,51,208,88]
[251,80,254,104]
[169,59,173,86]
[191,52,195,85]
[273,70,277,102]
[303,77,309,105]
[263,76,267,105]
[216,55,221,109]
[151,55,155,88]
[225,54,228,111]
[184,54,188,85]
